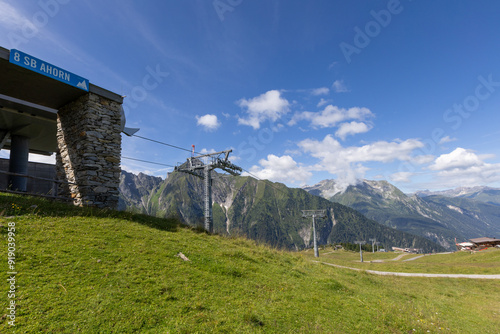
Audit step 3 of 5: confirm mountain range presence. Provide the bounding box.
[415,186,500,206]
[303,180,500,249]
[118,171,443,252]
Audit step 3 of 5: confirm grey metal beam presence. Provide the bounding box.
[0,46,8,60]
[0,130,10,150]
[0,93,58,120]
[89,83,123,104]
[8,135,30,191]
[192,149,232,160]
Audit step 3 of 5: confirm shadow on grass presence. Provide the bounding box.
[0,192,181,232]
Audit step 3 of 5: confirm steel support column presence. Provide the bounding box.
[312,215,319,258]
[355,241,366,263]
[175,149,241,234]
[302,209,326,258]
[204,165,213,233]
[8,135,29,191]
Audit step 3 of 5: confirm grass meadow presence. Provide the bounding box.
[0,193,499,333]
[309,246,500,275]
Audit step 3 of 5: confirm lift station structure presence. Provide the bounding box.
[175,149,241,233]
[0,46,134,208]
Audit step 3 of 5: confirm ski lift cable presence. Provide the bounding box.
[131,134,202,155]
[240,167,290,196]
[122,156,175,168]
[127,134,289,195]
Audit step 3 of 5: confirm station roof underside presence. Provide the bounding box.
[0,47,122,155]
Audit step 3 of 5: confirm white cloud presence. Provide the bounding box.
[332,80,349,93]
[298,135,424,191]
[300,135,424,164]
[328,61,338,70]
[284,149,302,156]
[289,104,374,128]
[237,90,290,129]
[390,171,415,183]
[196,114,220,131]
[429,148,483,171]
[0,2,32,31]
[311,87,329,96]
[335,121,372,140]
[317,98,328,107]
[431,164,500,188]
[245,154,312,185]
[411,154,435,165]
[287,111,312,126]
[439,136,457,144]
[426,148,500,189]
[198,148,216,155]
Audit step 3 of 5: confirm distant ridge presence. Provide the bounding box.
[303,179,500,250]
[415,186,500,206]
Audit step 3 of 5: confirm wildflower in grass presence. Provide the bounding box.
[11,203,22,215]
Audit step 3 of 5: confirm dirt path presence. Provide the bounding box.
[372,252,455,263]
[368,253,414,263]
[390,253,409,261]
[402,255,425,262]
[317,261,500,279]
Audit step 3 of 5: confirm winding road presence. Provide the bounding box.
[317,261,500,279]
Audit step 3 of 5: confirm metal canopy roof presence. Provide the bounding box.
[0,47,89,110]
[0,47,123,155]
[469,237,500,244]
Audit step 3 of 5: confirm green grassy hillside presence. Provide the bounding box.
[0,194,498,333]
[121,172,444,253]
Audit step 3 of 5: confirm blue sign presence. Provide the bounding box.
[9,49,89,92]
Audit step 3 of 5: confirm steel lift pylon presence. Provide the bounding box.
[175,149,242,233]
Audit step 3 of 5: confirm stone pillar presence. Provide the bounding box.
[56,93,122,209]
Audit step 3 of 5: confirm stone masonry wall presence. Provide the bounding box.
[56,93,122,208]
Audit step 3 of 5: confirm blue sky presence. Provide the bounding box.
[1,0,500,193]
